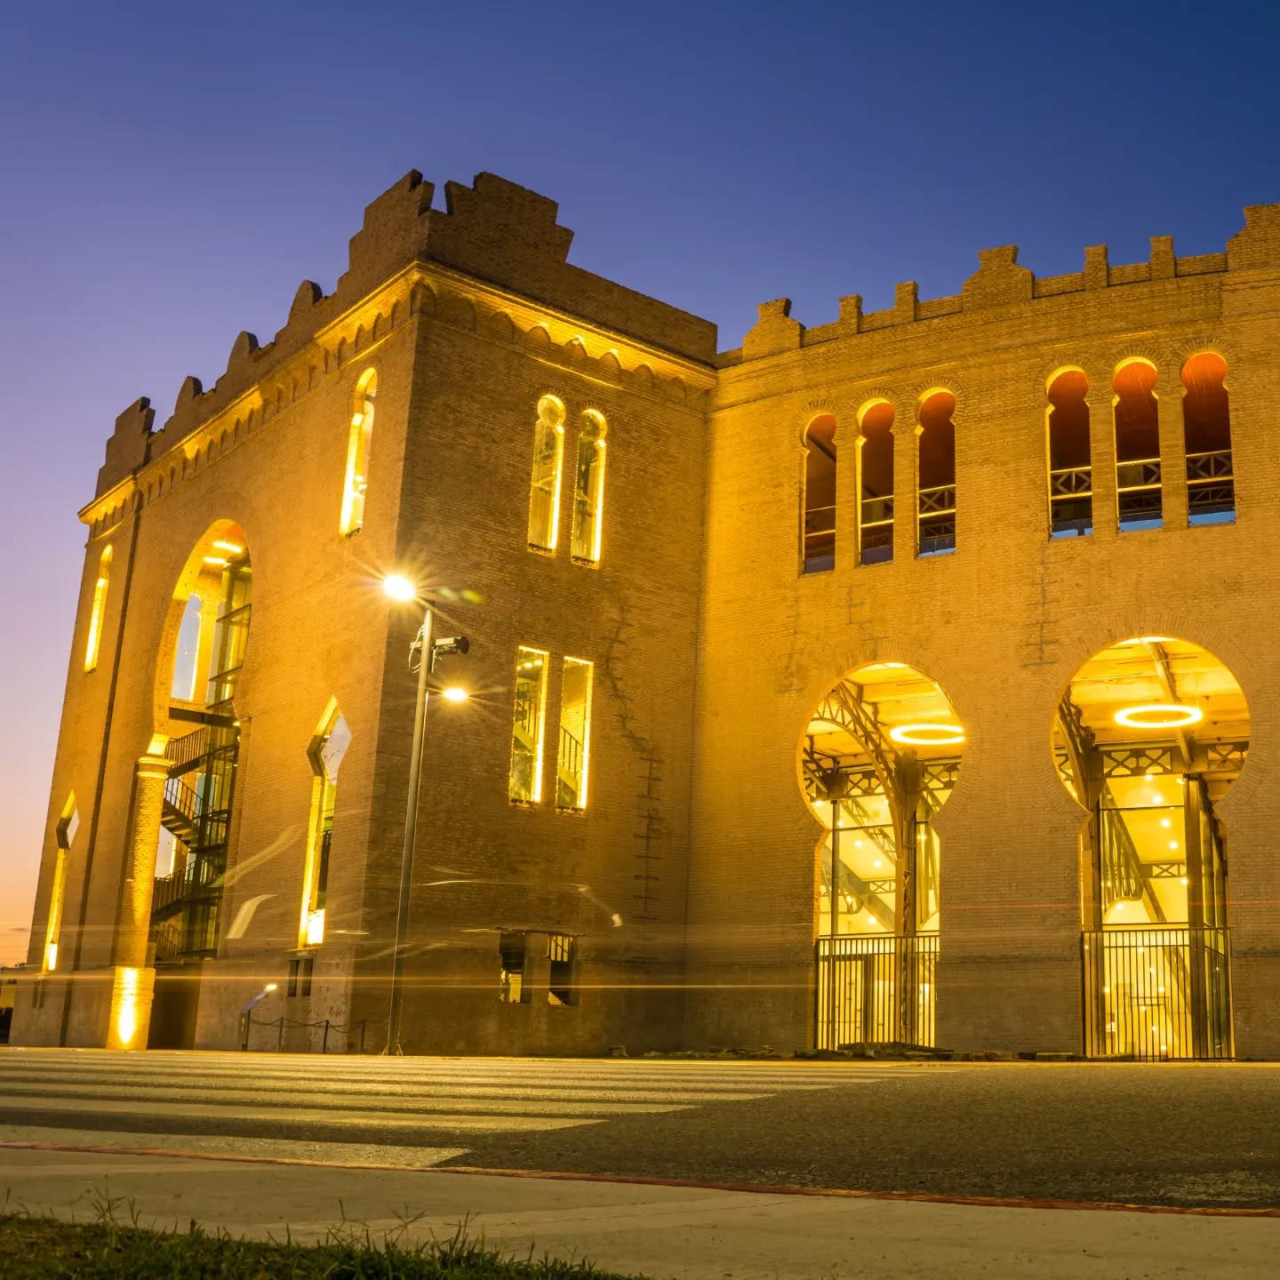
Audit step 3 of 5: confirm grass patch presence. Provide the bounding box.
[0,1205,641,1279]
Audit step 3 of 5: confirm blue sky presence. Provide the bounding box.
[1,0,1277,961]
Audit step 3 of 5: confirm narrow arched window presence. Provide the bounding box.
[170,595,204,701]
[1114,360,1161,531]
[571,411,607,564]
[300,706,351,948]
[83,545,112,672]
[1182,353,1234,525]
[917,392,957,556]
[857,402,895,565]
[1047,370,1092,537]
[339,369,376,536]
[43,795,78,972]
[528,396,566,552]
[801,414,837,573]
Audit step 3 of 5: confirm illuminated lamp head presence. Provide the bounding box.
[382,573,417,602]
[888,723,965,746]
[441,686,469,704]
[1113,704,1204,730]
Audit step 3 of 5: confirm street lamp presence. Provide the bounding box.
[381,573,469,1054]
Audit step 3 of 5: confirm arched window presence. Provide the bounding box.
[1113,360,1162,531]
[802,414,837,573]
[300,705,352,948]
[1182,353,1235,525]
[528,396,566,552]
[917,391,957,556]
[571,411,607,564]
[44,795,78,972]
[83,545,112,672]
[1047,370,1092,537]
[339,369,376,536]
[170,595,204,701]
[857,402,895,565]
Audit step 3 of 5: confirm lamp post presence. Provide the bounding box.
[381,574,469,1055]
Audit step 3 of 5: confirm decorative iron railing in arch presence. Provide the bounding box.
[815,934,939,1050]
[1082,926,1233,1061]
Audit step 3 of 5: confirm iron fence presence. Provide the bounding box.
[241,1011,368,1054]
[1082,926,1232,1060]
[816,933,939,1049]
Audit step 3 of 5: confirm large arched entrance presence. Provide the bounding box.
[1053,636,1248,1059]
[802,663,964,1049]
[146,523,252,1047]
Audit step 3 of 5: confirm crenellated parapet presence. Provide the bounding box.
[84,171,719,523]
[729,203,1280,366]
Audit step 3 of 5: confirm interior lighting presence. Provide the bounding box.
[441,686,469,703]
[1181,876,1189,885]
[1169,840,1179,850]
[889,723,964,746]
[1161,818,1172,828]
[212,540,245,554]
[382,574,417,602]
[1113,704,1203,730]
[202,556,228,567]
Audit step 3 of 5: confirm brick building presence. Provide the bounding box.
[13,171,1280,1059]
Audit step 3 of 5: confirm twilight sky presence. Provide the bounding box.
[2,0,1278,965]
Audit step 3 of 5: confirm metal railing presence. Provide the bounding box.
[859,496,893,564]
[1186,449,1234,521]
[1082,926,1232,1060]
[1116,457,1162,527]
[1049,465,1093,536]
[816,933,939,1049]
[917,484,956,555]
[241,1012,368,1054]
[803,504,836,570]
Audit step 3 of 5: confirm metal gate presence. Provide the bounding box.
[816,934,939,1049]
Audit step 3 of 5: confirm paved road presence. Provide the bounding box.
[3,1050,1280,1278]
[2,1050,1279,1208]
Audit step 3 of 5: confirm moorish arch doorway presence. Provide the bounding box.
[145,523,253,1048]
[1053,636,1248,1060]
[802,662,964,1049]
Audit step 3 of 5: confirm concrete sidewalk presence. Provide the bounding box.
[2,1142,1278,1279]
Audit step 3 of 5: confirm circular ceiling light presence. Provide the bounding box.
[1113,703,1204,729]
[889,723,964,746]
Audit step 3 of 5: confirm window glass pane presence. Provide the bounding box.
[84,546,112,672]
[571,413,606,563]
[510,648,549,803]
[528,397,565,551]
[557,659,593,809]
[341,372,376,535]
[171,595,203,701]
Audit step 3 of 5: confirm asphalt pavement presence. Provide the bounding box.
[2,1050,1279,1278]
